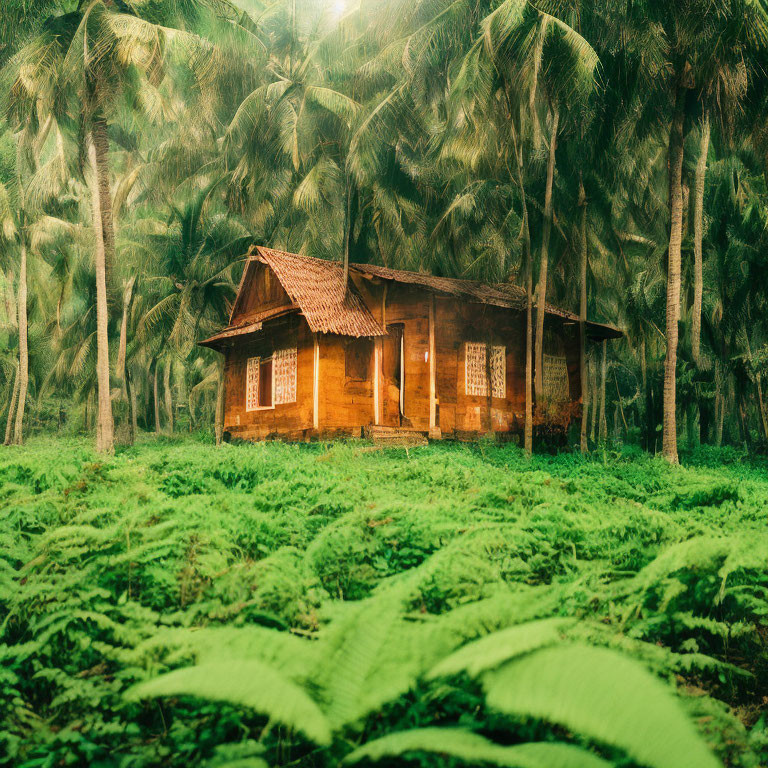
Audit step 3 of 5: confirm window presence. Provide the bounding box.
[246,357,261,411]
[259,358,273,407]
[273,347,297,404]
[345,338,373,381]
[245,347,296,411]
[465,342,506,398]
[541,329,569,403]
[542,354,569,403]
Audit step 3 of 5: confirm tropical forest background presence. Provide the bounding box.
[2,0,768,459]
[2,2,768,768]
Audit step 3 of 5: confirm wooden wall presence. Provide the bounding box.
[317,334,374,433]
[222,314,314,440]
[220,269,582,441]
[231,261,293,325]
[434,300,581,436]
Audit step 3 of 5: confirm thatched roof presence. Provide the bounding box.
[257,247,385,336]
[199,246,622,347]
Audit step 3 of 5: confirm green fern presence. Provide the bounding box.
[344,728,613,767]
[127,660,332,745]
[483,644,722,768]
[428,617,573,678]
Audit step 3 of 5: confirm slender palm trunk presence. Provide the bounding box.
[153,359,161,434]
[117,277,135,384]
[663,89,686,464]
[534,105,560,401]
[4,363,19,445]
[599,339,607,442]
[215,357,225,446]
[164,358,174,434]
[130,374,138,438]
[508,112,533,453]
[89,129,114,453]
[93,117,115,293]
[590,352,598,441]
[691,113,709,365]
[524,232,534,455]
[514,124,534,453]
[12,241,28,445]
[738,390,750,449]
[117,276,136,444]
[714,361,725,446]
[578,179,589,452]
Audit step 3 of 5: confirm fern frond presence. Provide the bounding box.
[344,728,613,768]
[483,644,722,768]
[428,617,573,679]
[127,659,332,745]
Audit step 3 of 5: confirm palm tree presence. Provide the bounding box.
[134,183,249,436]
[607,0,768,462]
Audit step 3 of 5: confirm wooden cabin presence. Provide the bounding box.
[199,245,621,442]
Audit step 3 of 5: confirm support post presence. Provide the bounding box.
[429,295,440,438]
[313,335,320,431]
[374,338,381,426]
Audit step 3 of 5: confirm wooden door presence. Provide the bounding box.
[381,323,404,426]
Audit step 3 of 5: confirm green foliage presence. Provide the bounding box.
[129,661,333,745]
[0,437,767,767]
[483,644,721,768]
[344,729,614,768]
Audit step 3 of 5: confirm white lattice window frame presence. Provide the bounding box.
[245,356,262,412]
[465,342,506,398]
[274,347,297,405]
[490,345,506,398]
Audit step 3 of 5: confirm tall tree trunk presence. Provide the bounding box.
[662,88,686,464]
[125,370,135,444]
[691,113,709,365]
[153,359,161,434]
[12,241,28,445]
[342,176,357,294]
[164,358,174,434]
[534,105,560,402]
[117,276,136,444]
[93,116,115,294]
[4,363,19,446]
[130,371,138,438]
[89,130,114,453]
[715,362,725,447]
[215,357,225,446]
[116,276,135,384]
[578,178,589,452]
[599,339,607,442]
[640,335,651,450]
[738,390,750,450]
[524,233,534,455]
[509,113,533,454]
[590,351,598,441]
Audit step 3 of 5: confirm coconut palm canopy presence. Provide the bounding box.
[0,0,767,456]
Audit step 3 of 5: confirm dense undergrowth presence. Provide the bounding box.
[0,436,766,767]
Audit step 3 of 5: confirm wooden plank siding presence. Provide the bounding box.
[219,266,582,442]
[223,315,315,440]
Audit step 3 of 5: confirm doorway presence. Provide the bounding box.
[381,323,404,426]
